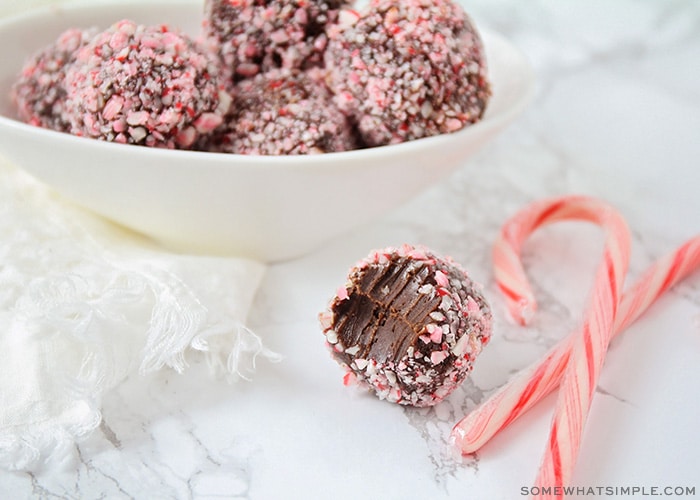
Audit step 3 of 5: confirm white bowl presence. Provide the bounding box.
[0,0,534,262]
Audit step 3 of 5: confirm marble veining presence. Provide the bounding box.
[1,0,699,499]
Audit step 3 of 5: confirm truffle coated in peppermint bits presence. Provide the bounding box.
[63,20,232,149]
[206,68,357,155]
[203,0,354,83]
[319,244,492,407]
[12,28,96,132]
[324,0,491,147]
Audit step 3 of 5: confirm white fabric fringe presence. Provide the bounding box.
[0,161,279,471]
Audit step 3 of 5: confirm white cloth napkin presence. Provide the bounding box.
[0,160,279,471]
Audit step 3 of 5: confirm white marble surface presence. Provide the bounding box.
[2,0,700,499]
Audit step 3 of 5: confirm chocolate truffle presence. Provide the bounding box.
[63,20,232,149]
[12,28,96,132]
[319,244,492,407]
[206,68,356,155]
[203,0,354,83]
[324,0,491,146]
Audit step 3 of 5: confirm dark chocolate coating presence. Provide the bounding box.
[332,256,440,364]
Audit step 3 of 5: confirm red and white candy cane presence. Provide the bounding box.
[464,195,633,498]
[452,236,700,454]
[451,194,700,498]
